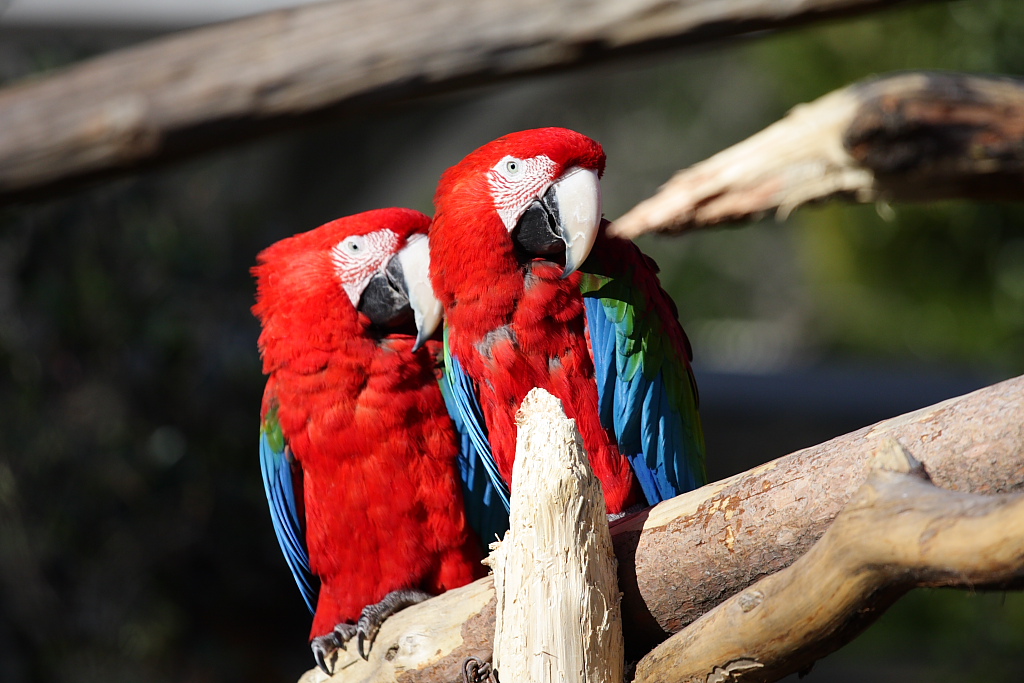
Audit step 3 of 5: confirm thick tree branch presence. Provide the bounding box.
[0,0,939,204]
[611,71,1024,238]
[297,374,1024,682]
[634,439,1024,683]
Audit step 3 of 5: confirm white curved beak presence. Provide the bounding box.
[395,233,443,351]
[550,166,602,278]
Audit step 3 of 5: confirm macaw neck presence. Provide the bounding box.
[429,209,515,320]
[432,210,580,339]
[459,260,578,337]
[257,286,373,375]
[265,333,442,458]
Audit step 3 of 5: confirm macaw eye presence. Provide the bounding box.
[341,236,366,255]
[505,158,522,175]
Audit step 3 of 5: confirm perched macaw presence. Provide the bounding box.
[430,128,706,515]
[253,208,506,674]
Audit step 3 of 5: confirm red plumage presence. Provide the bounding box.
[429,130,645,513]
[253,208,483,644]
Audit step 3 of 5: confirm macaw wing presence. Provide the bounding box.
[441,325,512,540]
[260,408,318,614]
[438,358,510,548]
[581,239,707,505]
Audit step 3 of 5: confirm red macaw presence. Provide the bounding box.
[430,128,706,515]
[253,208,506,674]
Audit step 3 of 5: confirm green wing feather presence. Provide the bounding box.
[580,236,706,503]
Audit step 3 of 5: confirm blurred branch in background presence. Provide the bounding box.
[0,0,939,205]
[612,71,1024,238]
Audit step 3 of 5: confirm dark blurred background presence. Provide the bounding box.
[1,1,1022,681]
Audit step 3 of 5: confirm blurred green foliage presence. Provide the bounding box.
[0,160,294,682]
[794,202,1024,371]
[757,0,1024,373]
[818,589,1024,682]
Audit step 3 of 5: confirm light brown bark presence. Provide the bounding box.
[299,373,1024,682]
[611,71,1024,238]
[0,0,938,204]
[634,440,1024,683]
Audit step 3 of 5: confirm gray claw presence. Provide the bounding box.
[310,623,359,674]
[357,631,369,661]
[355,589,432,659]
[311,634,336,676]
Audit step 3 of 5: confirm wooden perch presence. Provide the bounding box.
[488,388,623,682]
[0,0,939,204]
[298,373,1024,683]
[611,71,1024,238]
[635,439,1024,683]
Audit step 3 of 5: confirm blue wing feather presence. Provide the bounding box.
[438,363,510,548]
[583,270,706,506]
[259,420,318,614]
[590,299,617,429]
[441,325,511,522]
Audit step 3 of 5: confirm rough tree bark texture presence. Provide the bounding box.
[611,71,1024,238]
[635,439,1024,683]
[489,388,623,683]
[627,371,1024,637]
[300,374,1024,683]
[0,0,938,204]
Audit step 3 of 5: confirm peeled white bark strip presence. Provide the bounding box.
[489,388,624,683]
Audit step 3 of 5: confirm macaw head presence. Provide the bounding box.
[253,208,442,355]
[432,127,606,285]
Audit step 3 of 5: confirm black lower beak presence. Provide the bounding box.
[358,257,412,328]
[513,185,564,256]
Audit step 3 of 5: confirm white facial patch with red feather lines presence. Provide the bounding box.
[330,229,399,307]
[488,154,557,231]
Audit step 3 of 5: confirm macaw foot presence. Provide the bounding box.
[607,502,647,523]
[462,655,498,683]
[355,589,432,660]
[309,589,434,673]
[311,623,358,676]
